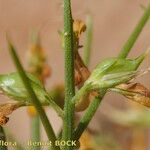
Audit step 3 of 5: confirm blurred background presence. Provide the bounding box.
[0,0,150,149]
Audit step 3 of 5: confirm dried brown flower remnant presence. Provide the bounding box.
[75,90,99,112]
[27,32,51,116]
[117,83,150,96]
[74,50,91,111]
[75,51,90,87]
[75,70,82,85]
[0,103,23,125]
[115,83,150,107]
[41,64,51,80]
[75,93,90,112]
[73,20,94,111]
[27,44,51,82]
[0,116,9,125]
[73,20,86,39]
[79,130,99,150]
[27,32,51,82]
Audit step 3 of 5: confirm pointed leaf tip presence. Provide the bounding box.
[135,47,150,68]
[6,34,14,53]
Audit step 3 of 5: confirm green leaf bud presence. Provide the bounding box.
[0,72,49,104]
[85,48,150,90]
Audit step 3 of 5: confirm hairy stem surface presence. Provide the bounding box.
[62,0,75,150]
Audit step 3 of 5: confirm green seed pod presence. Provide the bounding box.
[0,72,64,117]
[74,49,149,110]
[85,49,149,90]
[0,72,49,104]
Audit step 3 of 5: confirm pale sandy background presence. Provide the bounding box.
[0,0,150,150]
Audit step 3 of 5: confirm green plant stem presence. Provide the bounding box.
[71,84,90,106]
[46,97,64,118]
[72,5,150,142]
[118,5,150,58]
[83,15,93,66]
[31,115,41,150]
[13,102,64,118]
[62,0,75,149]
[7,40,60,150]
[16,99,64,118]
[0,126,7,150]
[73,90,106,141]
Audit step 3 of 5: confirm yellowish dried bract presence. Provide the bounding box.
[116,83,150,107]
[0,103,21,125]
[73,20,86,38]
[0,116,9,125]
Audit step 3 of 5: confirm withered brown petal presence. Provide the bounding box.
[73,20,86,38]
[117,83,150,97]
[0,116,9,126]
[0,103,23,125]
[116,83,150,107]
[0,103,20,116]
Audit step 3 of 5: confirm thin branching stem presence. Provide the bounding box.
[12,102,64,118]
[118,5,150,58]
[83,15,93,66]
[62,0,75,149]
[73,90,106,141]
[71,84,90,107]
[7,40,60,150]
